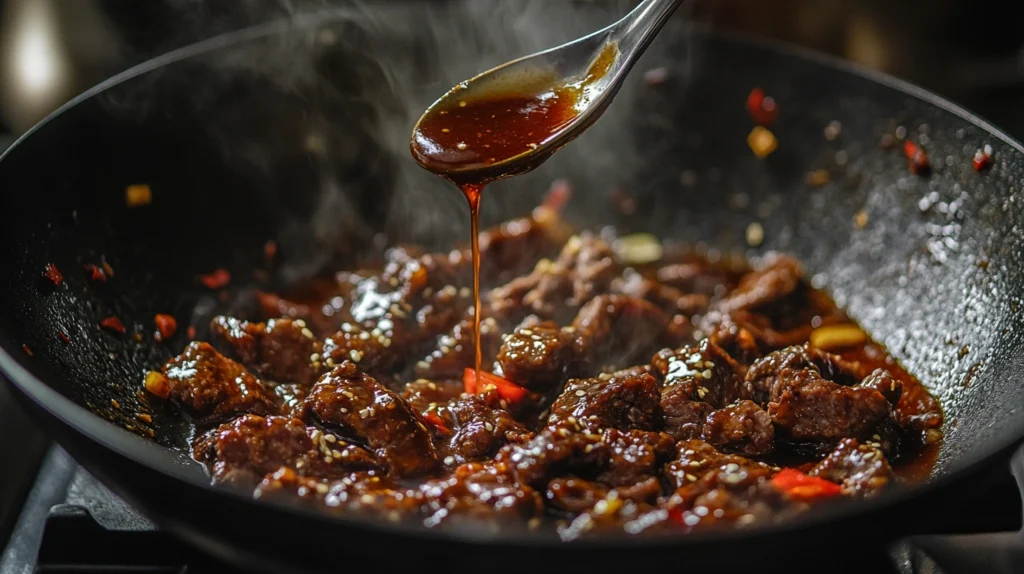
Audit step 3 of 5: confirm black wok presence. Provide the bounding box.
[2,5,1024,573]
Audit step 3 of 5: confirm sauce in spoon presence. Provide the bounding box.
[410,43,617,378]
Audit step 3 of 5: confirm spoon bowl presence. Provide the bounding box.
[410,0,685,184]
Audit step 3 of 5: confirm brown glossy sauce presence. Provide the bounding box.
[412,43,618,380]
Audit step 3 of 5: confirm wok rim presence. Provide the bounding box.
[1,11,1022,550]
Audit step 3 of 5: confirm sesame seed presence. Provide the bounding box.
[359,331,370,340]
[342,323,352,332]
[324,434,337,443]
[444,456,455,465]
[684,449,695,455]
[315,483,329,494]
[383,339,392,348]
[359,408,370,419]
[350,350,363,362]
[685,473,697,482]
[361,494,375,504]
[702,369,713,379]
[484,422,494,432]
[557,428,571,437]
[324,456,333,464]
[310,353,321,362]
[688,461,702,468]
[417,361,430,370]
[575,389,586,397]
[725,463,740,473]
[332,449,343,458]
[325,358,335,367]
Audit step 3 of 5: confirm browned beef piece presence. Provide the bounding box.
[572,294,669,369]
[895,379,944,435]
[706,322,764,367]
[656,260,743,297]
[489,232,618,323]
[419,462,544,528]
[662,439,775,491]
[660,440,785,531]
[546,476,663,514]
[192,415,378,485]
[414,316,501,380]
[659,385,713,441]
[546,477,611,513]
[303,362,438,477]
[548,371,661,432]
[433,394,534,465]
[651,339,750,408]
[497,427,609,488]
[401,379,464,414]
[703,400,775,456]
[612,268,711,317]
[254,467,424,520]
[474,205,572,285]
[495,321,583,391]
[746,344,864,403]
[162,341,278,422]
[557,496,668,540]
[256,291,335,338]
[272,383,308,419]
[810,438,894,497]
[857,369,903,405]
[767,368,895,443]
[211,316,322,386]
[597,429,675,486]
[715,254,803,315]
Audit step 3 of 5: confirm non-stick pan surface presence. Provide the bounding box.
[2,5,1024,573]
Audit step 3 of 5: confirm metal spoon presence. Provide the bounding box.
[410,0,685,183]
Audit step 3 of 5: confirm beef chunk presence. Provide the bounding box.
[401,378,464,413]
[596,429,675,486]
[546,477,663,513]
[210,316,322,386]
[548,371,661,432]
[415,316,501,379]
[715,254,803,314]
[496,321,583,391]
[572,295,669,369]
[706,322,764,367]
[659,386,713,441]
[661,440,783,530]
[895,379,944,435]
[497,427,609,488]
[651,339,750,408]
[703,400,775,456]
[419,462,544,529]
[810,438,894,497]
[546,477,612,513]
[272,383,308,419]
[254,468,423,521]
[612,268,710,316]
[656,260,743,297]
[767,368,894,443]
[489,232,618,323]
[434,394,534,465]
[193,415,378,484]
[557,495,668,539]
[163,342,278,422]
[303,362,438,477]
[857,368,903,405]
[746,344,864,403]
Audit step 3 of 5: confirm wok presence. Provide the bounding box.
[2,4,1024,573]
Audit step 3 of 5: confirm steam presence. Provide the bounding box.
[99,0,704,283]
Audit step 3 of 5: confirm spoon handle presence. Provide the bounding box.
[613,0,687,58]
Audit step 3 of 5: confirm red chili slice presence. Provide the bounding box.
[154,313,177,340]
[200,268,231,289]
[771,468,842,501]
[84,264,106,282]
[57,331,70,344]
[973,144,993,172]
[746,87,778,126]
[100,316,127,334]
[43,263,63,286]
[421,411,452,436]
[187,325,197,339]
[903,140,929,175]
[463,368,527,404]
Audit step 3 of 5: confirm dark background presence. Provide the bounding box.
[2,0,1023,140]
